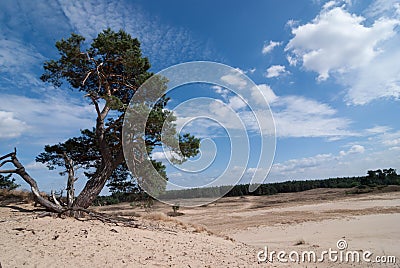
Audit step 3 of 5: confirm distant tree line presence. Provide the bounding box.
[156,168,400,200]
[93,168,400,205]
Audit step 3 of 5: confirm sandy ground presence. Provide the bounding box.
[1,187,399,267]
[0,205,255,267]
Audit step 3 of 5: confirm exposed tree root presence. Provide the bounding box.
[36,207,139,228]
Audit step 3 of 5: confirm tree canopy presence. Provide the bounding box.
[0,174,19,191]
[0,29,199,212]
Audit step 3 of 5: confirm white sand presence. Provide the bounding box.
[1,188,399,267]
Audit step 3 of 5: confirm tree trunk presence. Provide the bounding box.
[73,160,114,208]
[62,152,76,207]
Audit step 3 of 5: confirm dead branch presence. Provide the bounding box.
[0,168,20,173]
[51,190,62,207]
[0,159,13,168]
[0,150,62,213]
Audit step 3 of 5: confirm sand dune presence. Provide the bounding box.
[1,188,399,267]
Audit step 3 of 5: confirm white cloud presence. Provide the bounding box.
[365,0,400,18]
[285,3,400,104]
[286,6,399,81]
[173,99,245,138]
[241,126,400,182]
[267,132,400,181]
[262,40,281,54]
[0,111,28,139]
[286,19,299,28]
[228,96,247,111]
[342,34,400,104]
[151,149,184,163]
[0,93,95,144]
[379,130,400,147]
[177,83,355,139]
[25,161,48,170]
[286,55,298,66]
[366,125,391,134]
[322,1,337,10]
[212,85,229,99]
[272,153,334,174]
[339,144,365,156]
[220,72,248,89]
[348,144,365,154]
[272,96,354,138]
[0,39,44,87]
[251,84,278,104]
[265,65,288,78]
[275,95,336,116]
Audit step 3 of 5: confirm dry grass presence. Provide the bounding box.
[142,212,171,222]
[192,223,207,233]
[140,212,229,238]
[0,189,36,204]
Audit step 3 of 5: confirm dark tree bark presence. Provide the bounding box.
[73,159,116,208]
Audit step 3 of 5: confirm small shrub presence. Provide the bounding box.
[172,205,180,213]
[294,239,305,246]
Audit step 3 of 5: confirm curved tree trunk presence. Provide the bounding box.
[73,160,115,208]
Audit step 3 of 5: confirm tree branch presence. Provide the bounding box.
[51,190,62,207]
[0,151,63,213]
[0,159,13,168]
[0,168,20,173]
[92,97,102,118]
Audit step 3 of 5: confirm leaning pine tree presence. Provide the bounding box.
[0,29,199,213]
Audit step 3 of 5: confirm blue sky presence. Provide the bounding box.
[1,0,400,193]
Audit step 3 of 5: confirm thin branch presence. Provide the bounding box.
[84,92,102,119]
[81,70,94,86]
[0,151,15,162]
[51,190,62,207]
[0,159,13,168]
[0,169,20,173]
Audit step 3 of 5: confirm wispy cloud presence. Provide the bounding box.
[175,80,355,139]
[0,111,28,139]
[0,39,44,89]
[262,40,282,54]
[364,0,400,18]
[220,71,248,89]
[57,0,215,70]
[268,128,400,180]
[0,92,95,144]
[272,95,355,138]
